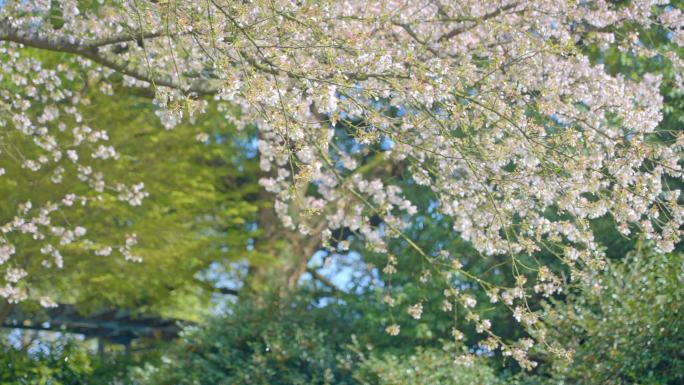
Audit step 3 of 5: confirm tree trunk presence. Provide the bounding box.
[242,184,325,298]
[0,300,14,325]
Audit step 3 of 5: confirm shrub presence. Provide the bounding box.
[0,338,93,385]
[133,295,358,385]
[353,344,502,385]
[539,245,684,384]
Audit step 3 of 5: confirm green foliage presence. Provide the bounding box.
[49,89,259,317]
[131,294,508,385]
[1,47,260,318]
[0,338,93,385]
[353,345,502,385]
[538,245,684,384]
[132,295,359,385]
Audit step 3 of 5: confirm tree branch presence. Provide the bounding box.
[437,2,522,42]
[193,278,240,296]
[216,287,240,296]
[0,21,222,95]
[86,31,167,48]
[306,267,342,294]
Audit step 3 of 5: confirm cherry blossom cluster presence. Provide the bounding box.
[0,2,150,307]
[1,0,682,368]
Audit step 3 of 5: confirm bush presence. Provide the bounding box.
[353,344,502,385]
[539,245,684,384]
[0,338,94,385]
[132,294,507,385]
[133,295,359,385]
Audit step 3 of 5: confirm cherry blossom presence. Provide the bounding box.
[1,0,682,369]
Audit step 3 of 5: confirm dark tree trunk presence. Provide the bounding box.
[242,182,326,298]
